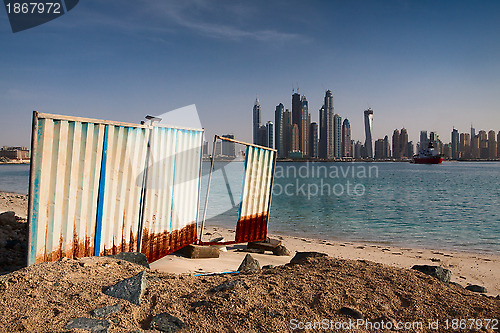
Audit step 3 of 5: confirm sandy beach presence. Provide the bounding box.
[1,190,499,331]
[1,190,499,297]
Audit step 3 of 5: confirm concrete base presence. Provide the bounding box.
[179,244,220,259]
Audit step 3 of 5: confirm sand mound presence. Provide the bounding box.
[0,255,498,332]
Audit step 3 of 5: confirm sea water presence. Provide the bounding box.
[2,162,499,253]
[0,164,29,194]
[203,161,500,254]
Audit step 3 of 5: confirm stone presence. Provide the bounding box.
[339,306,364,319]
[107,252,150,268]
[0,211,16,224]
[247,238,281,252]
[104,271,147,305]
[65,318,111,333]
[412,265,451,284]
[262,265,275,269]
[91,304,123,318]
[290,252,328,264]
[465,285,487,293]
[272,245,291,256]
[179,244,219,259]
[149,312,186,332]
[210,280,241,293]
[237,254,260,272]
[236,248,265,254]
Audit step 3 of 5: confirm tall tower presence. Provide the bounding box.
[488,130,497,159]
[266,121,274,149]
[283,109,292,157]
[333,114,342,158]
[309,122,318,158]
[400,128,409,158]
[319,90,334,159]
[253,98,261,145]
[274,103,285,157]
[364,108,374,158]
[420,131,429,149]
[342,118,351,157]
[392,129,400,158]
[451,128,459,159]
[300,95,309,156]
[292,92,301,135]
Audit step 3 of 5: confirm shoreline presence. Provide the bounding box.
[1,190,498,296]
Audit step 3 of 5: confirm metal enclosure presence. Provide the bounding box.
[200,136,277,245]
[28,112,203,265]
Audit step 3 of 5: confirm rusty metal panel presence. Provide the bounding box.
[28,113,106,265]
[28,111,204,265]
[141,127,203,262]
[235,145,276,243]
[97,125,150,256]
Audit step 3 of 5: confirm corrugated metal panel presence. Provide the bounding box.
[235,145,276,243]
[28,111,205,265]
[141,127,203,262]
[28,113,106,265]
[97,125,150,256]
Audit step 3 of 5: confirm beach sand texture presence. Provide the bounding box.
[1,191,499,332]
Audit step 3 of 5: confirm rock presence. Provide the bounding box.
[236,248,265,254]
[149,312,186,332]
[104,271,147,305]
[339,306,364,319]
[210,280,241,293]
[209,237,227,252]
[237,254,260,272]
[65,318,111,333]
[91,304,123,318]
[290,252,328,264]
[107,252,150,268]
[0,211,16,224]
[178,244,220,259]
[247,238,281,252]
[465,285,487,293]
[412,265,451,284]
[262,265,275,269]
[272,245,291,256]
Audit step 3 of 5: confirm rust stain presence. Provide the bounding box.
[141,223,197,262]
[36,236,94,264]
[235,213,268,243]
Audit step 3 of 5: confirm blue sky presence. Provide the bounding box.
[1,0,499,147]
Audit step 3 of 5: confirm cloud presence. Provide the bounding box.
[151,1,305,43]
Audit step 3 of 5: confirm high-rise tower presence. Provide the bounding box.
[342,119,351,157]
[451,128,459,159]
[333,114,342,158]
[253,98,261,145]
[274,103,285,157]
[364,108,374,158]
[319,90,334,159]
[300,95,310,156]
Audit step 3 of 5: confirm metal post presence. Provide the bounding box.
[199,135,217,243]
[194,130,205,242]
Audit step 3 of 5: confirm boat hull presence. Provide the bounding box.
[413,156,443,164]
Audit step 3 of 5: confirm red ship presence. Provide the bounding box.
[412,141,443,164]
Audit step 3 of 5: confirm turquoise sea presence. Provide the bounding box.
[1,162,499,254]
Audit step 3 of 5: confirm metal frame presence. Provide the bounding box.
[198,135,277,246]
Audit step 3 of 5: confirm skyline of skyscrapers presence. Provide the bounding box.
[250,89,499,161]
